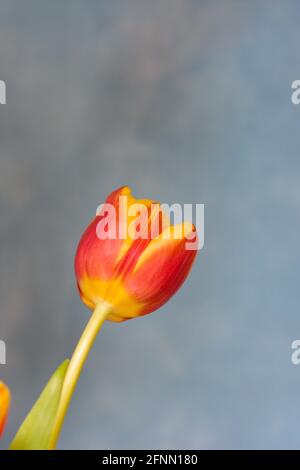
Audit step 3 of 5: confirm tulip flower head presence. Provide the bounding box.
[75,186,198,321]
[0,381,10,437]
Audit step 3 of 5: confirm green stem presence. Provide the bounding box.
[48,302,112,450]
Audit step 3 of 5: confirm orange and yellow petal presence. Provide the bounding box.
[125,223,198,316]
[0,381,10,437]
[75,186,130,283]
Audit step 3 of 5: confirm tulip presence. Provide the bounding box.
[49,186,198,449]
[0,381,10,438]
[75,186,198,321]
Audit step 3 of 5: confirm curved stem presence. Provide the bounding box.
[48,302,112,450]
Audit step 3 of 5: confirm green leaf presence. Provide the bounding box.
[9,359,69,450]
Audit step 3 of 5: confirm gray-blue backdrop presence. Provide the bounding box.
[0,0,300,449]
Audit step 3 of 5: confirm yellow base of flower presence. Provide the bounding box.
[79,276,143,322]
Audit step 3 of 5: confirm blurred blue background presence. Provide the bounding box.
[1,0,300,449]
